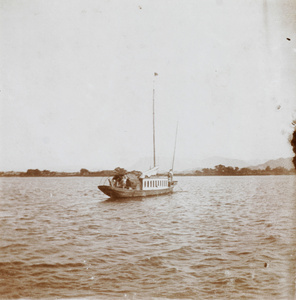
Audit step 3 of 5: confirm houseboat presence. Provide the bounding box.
[98,167,177,198]
[98,74,178,198]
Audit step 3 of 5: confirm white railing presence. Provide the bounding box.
[142,178,169,190]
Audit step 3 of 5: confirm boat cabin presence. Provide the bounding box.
[141,178,169,190]
[108,167,172,191]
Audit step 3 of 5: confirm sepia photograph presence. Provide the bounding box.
[1,0,296,299]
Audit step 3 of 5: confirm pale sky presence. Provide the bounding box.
[1,0,296,172]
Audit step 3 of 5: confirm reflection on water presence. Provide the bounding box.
[0,176,295,299]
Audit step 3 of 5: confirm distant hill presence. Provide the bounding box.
[129,156,268,172]
[249,157,294,170]
[187,156,266,170]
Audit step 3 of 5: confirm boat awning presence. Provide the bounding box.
[140,166,159,178]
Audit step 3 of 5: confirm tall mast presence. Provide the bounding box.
[153,74,157,168]
[172,122,178,171]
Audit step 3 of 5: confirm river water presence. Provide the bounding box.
[0,176,295,299]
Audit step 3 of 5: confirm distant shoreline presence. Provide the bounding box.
[1,165,295,178]
[1,174,295,177]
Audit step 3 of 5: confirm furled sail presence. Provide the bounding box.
[140,166,159,178]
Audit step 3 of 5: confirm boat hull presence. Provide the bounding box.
[98,185,174,198]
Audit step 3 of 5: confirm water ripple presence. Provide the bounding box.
[0,176,295,299]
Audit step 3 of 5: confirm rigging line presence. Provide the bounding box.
[172,122,178,171]
[153,87,156,168]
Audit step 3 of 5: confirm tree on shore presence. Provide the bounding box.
[26,169,42,176]
[194,165,295,176]
[80,168,90,176]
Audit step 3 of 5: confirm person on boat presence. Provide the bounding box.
[168,169,173,185]
[126,178,132,189]
[112,175,120,187]
[119,175,127,188]
[111,178,117,187]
